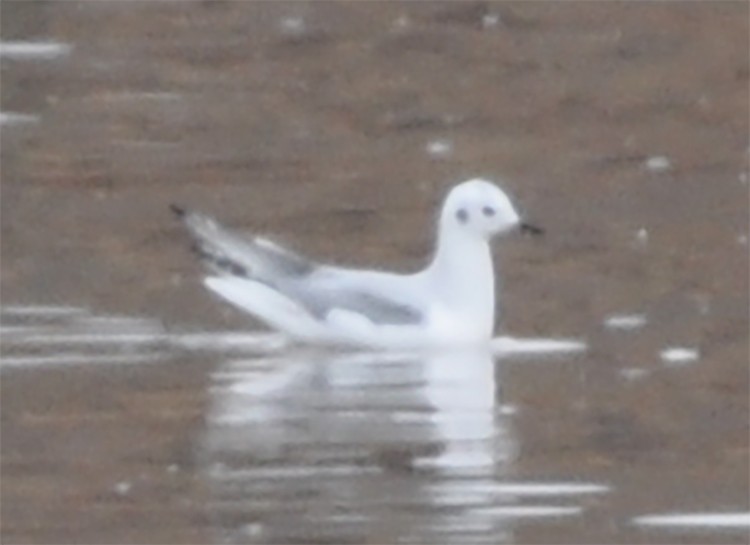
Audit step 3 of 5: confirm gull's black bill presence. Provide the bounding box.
[520,222,544,236]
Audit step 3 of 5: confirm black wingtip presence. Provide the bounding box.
[170,204,186,218]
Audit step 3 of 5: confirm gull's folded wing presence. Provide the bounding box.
[174,206,425,329]
[280,279,424,326]
[172,206,317,280]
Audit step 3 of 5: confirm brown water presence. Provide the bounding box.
[2,2,748,544]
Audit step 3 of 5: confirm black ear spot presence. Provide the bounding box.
[456,208,469,224]
[482,206,496,217]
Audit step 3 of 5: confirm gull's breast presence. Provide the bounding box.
[425,303,494,345]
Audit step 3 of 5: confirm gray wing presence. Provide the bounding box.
[172,206,424,326]
[172,206,316,281]
[278,278,424,325]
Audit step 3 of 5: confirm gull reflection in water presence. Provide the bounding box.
[203,344,584,544]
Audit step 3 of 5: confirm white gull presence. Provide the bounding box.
[173,178,542,349]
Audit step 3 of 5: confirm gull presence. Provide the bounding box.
[172,178,542,349]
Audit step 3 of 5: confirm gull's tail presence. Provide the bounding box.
[204,276,325,341]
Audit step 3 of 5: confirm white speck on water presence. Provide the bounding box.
[425,139,453,158]
[166,464,180,474]
[604,313,647,330]
[660,347,699,366]
[482,13,501,28]
[392,15,410,30]
[739,172,748,185]
[137,91,181,101]
[693,295,711,316]
[442,113,464,126]
[0,41,72,60]
[113,481,132,496]
[697,95,711,109]
[738,234,748,246]
[635,228,649,245]
[497,404,518,416]
[0,112,40,126]
[116,139,180,150]
[619,367,649,381]
[279,16,306,36]
[645,156,671,173]
[242,523,264,537]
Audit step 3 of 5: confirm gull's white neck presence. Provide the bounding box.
[427,223,495,339]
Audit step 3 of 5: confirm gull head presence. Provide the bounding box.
[441,178,534,240]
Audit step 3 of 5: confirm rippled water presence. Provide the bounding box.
[2,304,748,544]
[204,347,605,544]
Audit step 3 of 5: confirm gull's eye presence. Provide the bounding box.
[456,208,469,224]
[482,206,496,217]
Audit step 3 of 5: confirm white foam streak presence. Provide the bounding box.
[171,332,288,352]
[2,305,88,317]
[468,505,583,518]
[0,352,167,369]
[7,332,166,346]
[491,336,587,356]
[660,347,699,365]
[634,512,750,529]
[0,112,40,126]
[604,313,647,330]
[429,481,610,497]
[0,41,72,60]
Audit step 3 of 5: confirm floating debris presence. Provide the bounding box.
[635,227,649,245]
